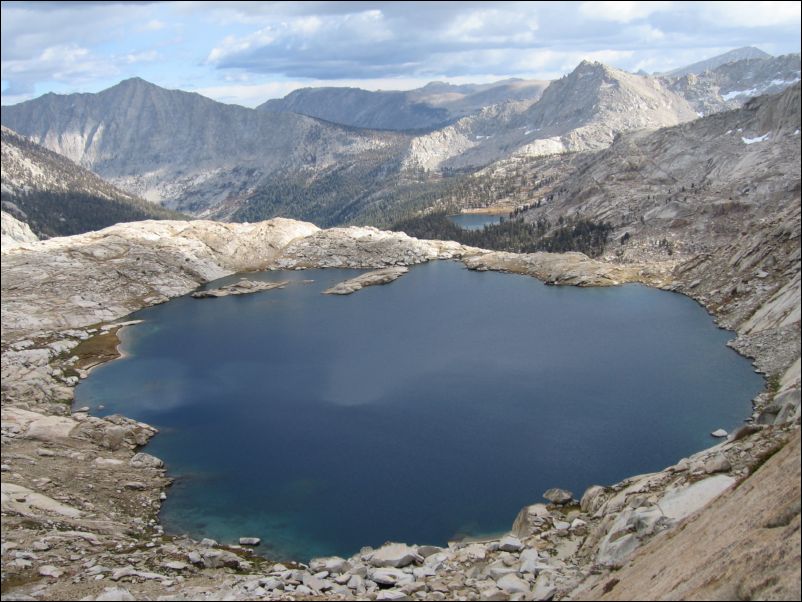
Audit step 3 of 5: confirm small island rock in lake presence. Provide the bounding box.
[192,279,289,298]
[323,266,409,295]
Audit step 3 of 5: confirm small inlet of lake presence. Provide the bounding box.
[75,261,763,561]
[447,214,504,230]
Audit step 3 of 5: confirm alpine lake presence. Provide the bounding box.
[76,260,763,561]
[446,214,504,230]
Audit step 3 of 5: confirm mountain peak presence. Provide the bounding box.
[113,76,161,90]
[665,47,773,77]
[570,60,621,79]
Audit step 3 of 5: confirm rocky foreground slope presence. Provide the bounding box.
[1,209,799,600]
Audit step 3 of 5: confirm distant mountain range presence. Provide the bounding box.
[662,52,801,115]
[1,47,798,229]
[258,79,550,131]
[662,46,772,77]
[403,60,699,171]
[0,77,409,222]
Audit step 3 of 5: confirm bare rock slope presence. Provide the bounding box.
[404,61,698,171]
[1,126,182,237]
[1,210,38,249]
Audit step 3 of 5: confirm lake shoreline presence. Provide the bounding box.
[76,262,764,559]
[2,218,797,601]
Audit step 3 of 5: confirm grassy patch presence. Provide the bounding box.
[68,328,122,371]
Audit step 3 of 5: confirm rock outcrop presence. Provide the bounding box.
[323,267,409,295]
[1,210,38,250]
[192,279,289,299]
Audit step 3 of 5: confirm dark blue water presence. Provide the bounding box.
[448,213,504,230]
[75,261,762,561]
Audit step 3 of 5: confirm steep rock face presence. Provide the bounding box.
[404,61,697,171]
[0,78,407,215]
[1,126,182,237]
[574,430,801,601]
[1,210,38,249]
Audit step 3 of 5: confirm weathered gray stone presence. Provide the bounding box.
[95,588,135,601]
[532,572,558,601]
[596,532,640,568]
[704,453,732,474]
[580,485,608,514]
[192,279,288,299]
[310,555,350,574]
[200,549,241,569]
[161,561,189,571]
[497,573,531,594]
[543,488,573,505]
[129,452,164,469]
[38,564,64,578]
[512,503,552,537]
[657,475,736,520]
[368,543,423,568]
[479,586,509,601]
[498,535,524,552]
[518,548,542,574]
[416,545,444,558]
[302,572,331,592]
[323,266,409,295]
[369,567,412,586]
[376,589,409,601]
[238,537,260,546]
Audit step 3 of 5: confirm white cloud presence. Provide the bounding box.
[2,1,800,104]
[123,50,160,64]
[445,8,538,44]
[579,1,673,23]
[206,8,395,65]
[700,1,802,27]
[144,19,167,31]
[2,43,119,94]
[626,24,666,42]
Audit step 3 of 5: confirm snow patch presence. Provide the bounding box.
[741,133,770,145]
[722,78,800,101]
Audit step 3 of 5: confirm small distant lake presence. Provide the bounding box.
[447,213,504,230]
[75,261,762,561]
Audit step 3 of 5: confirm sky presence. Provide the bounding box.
[2,1,800,107]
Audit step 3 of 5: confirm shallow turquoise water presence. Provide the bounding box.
[76,261,762,561]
